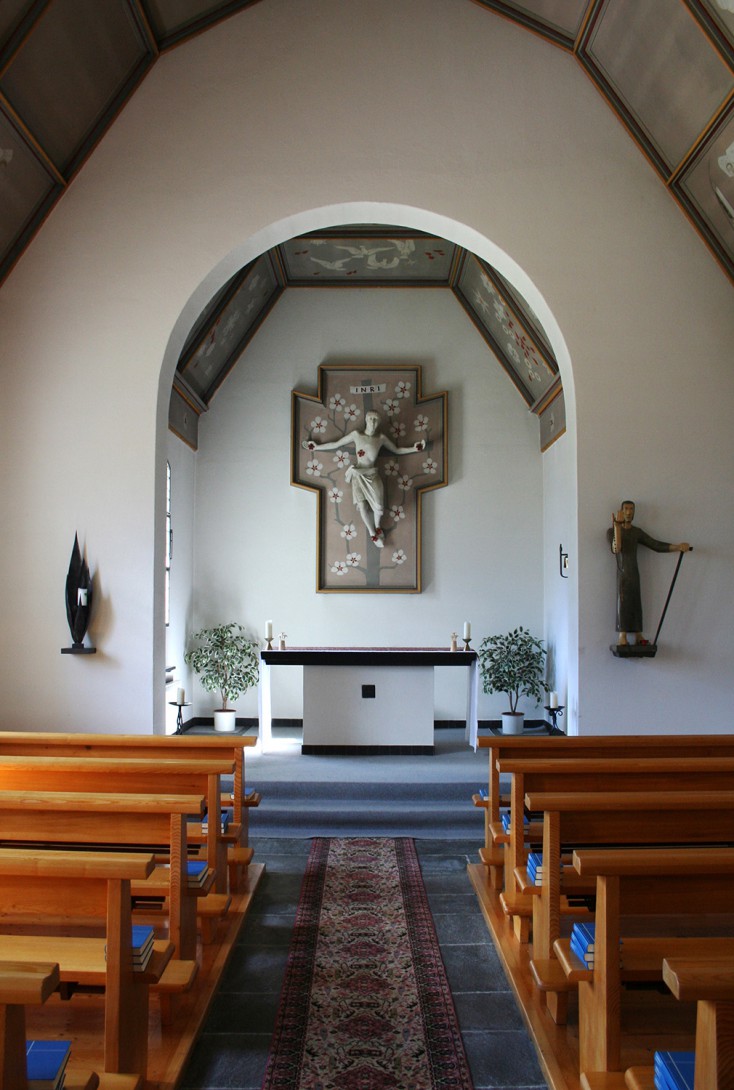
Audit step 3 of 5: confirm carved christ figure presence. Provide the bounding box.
[303,410,424,547]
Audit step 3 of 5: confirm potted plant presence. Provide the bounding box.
[184,623,259,732]
[477,626,547,735]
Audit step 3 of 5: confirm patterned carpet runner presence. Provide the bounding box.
[262,837,474,1090]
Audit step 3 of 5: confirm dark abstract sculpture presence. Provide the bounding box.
[65,533,93,649]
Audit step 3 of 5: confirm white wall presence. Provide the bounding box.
[1,0,732,734]
[188,288,543,721]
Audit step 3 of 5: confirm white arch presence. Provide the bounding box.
[154,201,578,732]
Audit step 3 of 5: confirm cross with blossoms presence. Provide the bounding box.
[292,363,447,592]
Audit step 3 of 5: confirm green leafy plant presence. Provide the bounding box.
[184,623,259,710]
[477,626,547,714]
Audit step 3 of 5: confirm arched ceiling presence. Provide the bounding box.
[167,225,564,453]
[1,0,731,452]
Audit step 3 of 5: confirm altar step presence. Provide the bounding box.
[246,780,481,838]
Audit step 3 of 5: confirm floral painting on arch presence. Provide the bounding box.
[291,363,447,592]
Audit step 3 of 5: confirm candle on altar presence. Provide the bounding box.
[265,620,273,640]
[463,621,471,641]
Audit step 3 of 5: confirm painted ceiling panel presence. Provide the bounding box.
[178,252,282,402]
[582,0,733,172]
[279,234,458,285]
[0,109,59,256]
[0,0,152,174]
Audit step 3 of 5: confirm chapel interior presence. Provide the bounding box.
[1,3,733,1090]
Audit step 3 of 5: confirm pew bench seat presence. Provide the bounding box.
[65,1073,142,1090]
[554,935,734,986]
[0,934,173,989]
[227,845,255,893]
[580,1075,629,1090]
[623,1070,655,1090]
[131,864,231,945]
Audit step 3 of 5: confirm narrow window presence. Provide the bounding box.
[165,461,172,627]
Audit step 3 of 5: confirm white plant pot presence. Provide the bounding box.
[213,709,236,733]
[501,712,525,735]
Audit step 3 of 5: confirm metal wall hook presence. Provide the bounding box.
[559,544,569,578]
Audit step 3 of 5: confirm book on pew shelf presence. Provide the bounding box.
[202,807,232,833]
[106,925,154,971]
[500,812,530,833]
[26,1039,71,1090]
[187,859,208,886]
[131,924,155,968]
[654,1050,695,1090]
[570,922,622,967]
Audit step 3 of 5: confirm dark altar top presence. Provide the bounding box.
[260,647,477,667]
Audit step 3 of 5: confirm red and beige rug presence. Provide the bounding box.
[261,837,474,1090]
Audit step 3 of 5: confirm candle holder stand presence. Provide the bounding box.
[168,700,192,735]
[544,704,565,734]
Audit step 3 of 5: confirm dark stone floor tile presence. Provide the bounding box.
[418,854,473,873]
[179,1032,272,1089]
[202,991,280,1034]
[218,946,290,992]
[433,911,496,945]
[440,943,509,993]
[452,990,525,1032]
[462,1029,548,1087]
[251,837,312,857]
[426,892,480,914]
[420,870,477,896]
[238,914,295,947]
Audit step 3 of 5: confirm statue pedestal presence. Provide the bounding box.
[610,643,657,658]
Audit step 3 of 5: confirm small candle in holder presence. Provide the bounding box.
[463,621,471,641]
[549,691,559,709]
[265,620,273,640]
[177,687,185,705]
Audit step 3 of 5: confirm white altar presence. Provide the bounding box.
[258,647,478,754]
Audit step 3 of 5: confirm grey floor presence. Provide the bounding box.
[177,728,547,1085]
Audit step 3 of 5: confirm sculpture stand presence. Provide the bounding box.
[611,643,657,659]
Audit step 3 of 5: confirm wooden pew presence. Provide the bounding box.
[522,788,734,1025]
[498,756,734,927]
[0,790,204,961]
[626,954,734,1090]
[475,734,734,886]
[554,846,734,1083]
[0,847,172,1081]
[0,730,259,840]
[0,755,234,894]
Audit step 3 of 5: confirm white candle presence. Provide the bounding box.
[177,687,185,705]
[549,691,559,709]
[265,620,273,639]
[463,621,471,640]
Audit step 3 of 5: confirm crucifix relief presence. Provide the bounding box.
[292,363,447,592]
